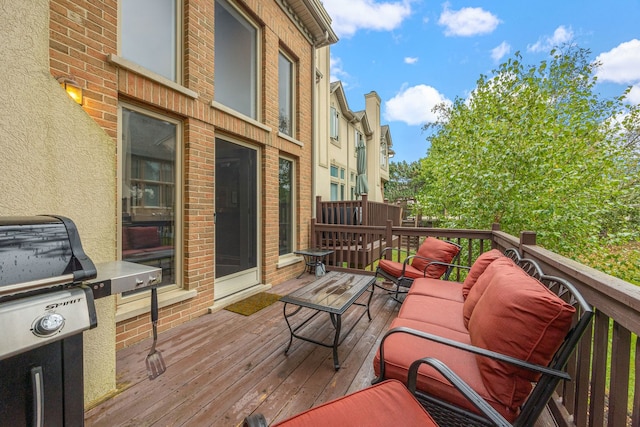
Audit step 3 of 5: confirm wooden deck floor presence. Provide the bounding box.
[84,275,556,427]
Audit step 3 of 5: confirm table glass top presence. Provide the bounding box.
[281,271,374,313]
[294,248,334,257]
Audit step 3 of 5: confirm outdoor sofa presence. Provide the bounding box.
[373,248,594,426]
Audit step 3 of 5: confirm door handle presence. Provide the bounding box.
[31,366,44,427]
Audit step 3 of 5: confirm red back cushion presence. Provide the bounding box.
[462,249,504,299]
[129,226,161,249]
[410,237,460,278]
[462,257,517,328]
[468,272,575,411]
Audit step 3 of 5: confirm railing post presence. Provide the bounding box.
[490,223,501,249]
[519,231,536,256]
[362,194,369,225]
[385,220,393,249]
[316,195,322,223]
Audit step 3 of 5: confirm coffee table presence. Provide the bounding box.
[280,271,375,370]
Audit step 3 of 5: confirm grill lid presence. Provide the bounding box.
[0,215,97,297]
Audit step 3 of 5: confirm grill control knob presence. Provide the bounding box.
[32,313,65,337]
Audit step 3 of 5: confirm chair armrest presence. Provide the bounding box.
[379,247,409,261]
[243,413,268,427]
[377,326,570,381]
[407,357,512,427]
[420,261,470,278]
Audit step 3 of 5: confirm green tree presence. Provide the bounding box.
[385,160,426,203]
[419,45,639,255]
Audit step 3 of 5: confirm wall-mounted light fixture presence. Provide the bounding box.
[57,76,83,105]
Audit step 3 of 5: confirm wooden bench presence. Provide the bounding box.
[373,248,594,426]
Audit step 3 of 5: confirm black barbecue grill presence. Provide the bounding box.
[0,215,162,427]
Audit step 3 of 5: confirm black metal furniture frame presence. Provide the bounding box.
[293,248,334,278]
[281,272,375,370]
[374,252,594,427]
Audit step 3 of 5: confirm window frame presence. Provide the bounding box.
[120,0,182,83]
[330,106,339,140]
[117,103,183,306]
[278,156,296,256]
[380,136,388,170]
[278,50,296,137]
[330,162,346,201]
[214,0,260,120]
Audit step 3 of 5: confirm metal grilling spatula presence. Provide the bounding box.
[145,287,166,379]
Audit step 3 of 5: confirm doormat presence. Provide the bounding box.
[224,292,282,316]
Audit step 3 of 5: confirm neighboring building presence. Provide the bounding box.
[1,0,336,406]
[313,55,394,203]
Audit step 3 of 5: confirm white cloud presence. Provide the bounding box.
[384,84,451,125]
[626,84,640,105]
[491,41,511,62]
[330,55,349,83]
[404,56,419,64]
[321,0,412,38]
[595,39,640,85]
[527,25,574,53]
[438,3,500,37]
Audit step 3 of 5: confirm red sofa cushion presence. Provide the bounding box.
[399,294,467,333]
[374,318,518,422]
[378,259,426,280]
[272,379,438,427]
[411,238,460,279]
[468,271,575,411]
[462,257,517,328]
[408,277,464,302]
[461,249,504,299]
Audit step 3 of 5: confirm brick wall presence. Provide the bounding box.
[50,0,315,349]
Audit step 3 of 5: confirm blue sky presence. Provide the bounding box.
[321,0,640,163]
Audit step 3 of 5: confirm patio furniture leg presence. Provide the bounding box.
[330,313,342,370]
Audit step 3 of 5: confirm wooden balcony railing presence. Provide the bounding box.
[316,195,403,227]
[310,219,640,426]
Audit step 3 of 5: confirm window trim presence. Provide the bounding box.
[330,106,339,140]
[116,102,184,308]
[278,50,296,137]
[278,156,296,257]
[119,0,183,84]
[214,0,261,121]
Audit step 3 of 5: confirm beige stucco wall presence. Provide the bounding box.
[0,0,117,406]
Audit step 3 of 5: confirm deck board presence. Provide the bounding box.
[85,275,556,427]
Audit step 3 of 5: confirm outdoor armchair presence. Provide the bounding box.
[375,237,461,300]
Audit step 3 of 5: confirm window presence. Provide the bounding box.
[215,0,258,118]
[330,106,339,140]
[355,130,362,153]
[380,136,388,169]
[278,52,294,136]
[121,106,181,288]
[121,0,179,81]
[330,163,346,201]
[279,158,294,255]
[330,183,338,201]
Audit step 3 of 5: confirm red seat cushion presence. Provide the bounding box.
[378,259,425,279]
[408,278,464,302]
[468,271,575,411]
[374,318,518,421]
[461,249,504,299]
[272,379,438,427]
[411,238,460,279]
[462,257,517,328]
